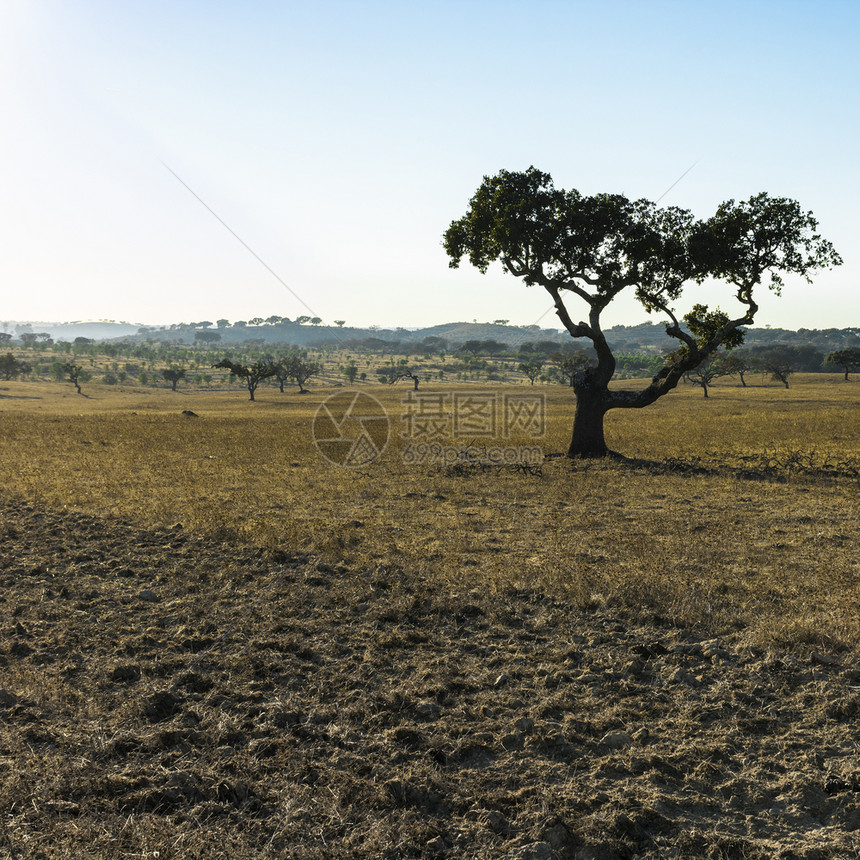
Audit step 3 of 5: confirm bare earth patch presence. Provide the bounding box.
[0,496,858,859]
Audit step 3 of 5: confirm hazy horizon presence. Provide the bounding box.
[3,316,857,338]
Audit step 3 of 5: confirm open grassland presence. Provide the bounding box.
[1,374,858,650]
[1,376,859,858]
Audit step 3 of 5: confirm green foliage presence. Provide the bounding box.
[517,359,544,384]
[550,349,594,385]
[162,368,186,391]
[683,304,745,350]
[759,350,795,388]
[59,362,86,393]
[0,353,31,380]
[825,348,860,378]
[445,167,842,457]
[212,358,279,400]
[444,166,696,304]
[277,351,322,392]
[691,193,843,295]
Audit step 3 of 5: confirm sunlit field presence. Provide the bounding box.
[1,373,858,652]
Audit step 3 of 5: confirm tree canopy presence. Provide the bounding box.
[825,348,860,380]
[213,358,278,401]
[444,168,842,457]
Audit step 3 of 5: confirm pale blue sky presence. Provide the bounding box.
[1,0,856,329]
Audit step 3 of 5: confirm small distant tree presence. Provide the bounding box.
[493,319,509,326]
[550,348,593,387]
[280,353,322,393]
[213,358,278,400]
[194,330,221,344]
[0,333,12,343]
[399,369,420,390]
[295,315,312,325]
[378,359,421,389]
[667,308,745,397]
[717,351,754,387]
[272,360,292,393]
[19,333,38,347]
[684,356,725,398]
[760,349,794,388]
[61,362,85,394]
[344,362,359,383]
[216,318,230,328]
[334,320,346,327]
[825,347,860,380]
[162,367,186,391]
[0,353,31,380]
[517,359,544,385]
[310,317,322,326]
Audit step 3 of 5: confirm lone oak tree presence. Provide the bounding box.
[825,347,860,380]
[62,362,85,394]
[279,353,322,393]
[162,367,186,391]
[212,358,278,401]
[443,168,841,458]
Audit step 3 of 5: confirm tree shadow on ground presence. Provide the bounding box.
[571,451,860,483]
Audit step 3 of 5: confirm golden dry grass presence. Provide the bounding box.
[1,374,858,652]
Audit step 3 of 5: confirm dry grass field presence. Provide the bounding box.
[1,375,859,857]
[2,375,858,647]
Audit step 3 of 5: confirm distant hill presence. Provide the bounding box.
[2,321,141,340]
[3,318,857,354]
[114,320,569,348]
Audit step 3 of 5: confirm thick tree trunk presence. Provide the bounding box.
[567,390,610,458]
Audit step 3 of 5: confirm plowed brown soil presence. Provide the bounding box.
[1,496,858,859]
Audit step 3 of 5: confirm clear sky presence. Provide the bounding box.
[1,0,857,330]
